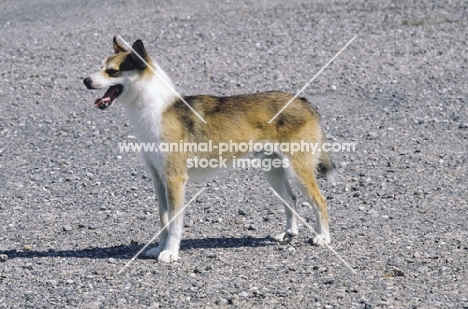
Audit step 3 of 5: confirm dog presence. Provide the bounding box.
[83,37,336,263]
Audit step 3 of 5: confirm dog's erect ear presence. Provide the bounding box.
[113,36,127,54]
[130,39,148,70]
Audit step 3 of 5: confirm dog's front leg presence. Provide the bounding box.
[158,174,188,263]
[145,165,169,259]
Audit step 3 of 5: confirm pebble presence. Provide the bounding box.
[238,291,249,297]
[238,209,247,216]
[63,225,73,231]
[23,263,33,270]
[0,254,8,262]
[23,245,31,251]
[413,252,422,258]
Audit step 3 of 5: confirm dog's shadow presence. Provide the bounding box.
[1,236,275,260]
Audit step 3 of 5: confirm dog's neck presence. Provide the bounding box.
[122,64,177,143]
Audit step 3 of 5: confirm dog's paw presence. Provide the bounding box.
[144,247,161,259]
[274,232,294,242]
[311,234,331,246]
[158,250,179,263]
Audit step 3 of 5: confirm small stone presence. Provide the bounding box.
[238,291,249,297]
[84,302,101,309]
[393,267,405,277]
[413,252,422,258]
[248,225,257,231]
[238,209,247,216]
[330,85,336,91]
[107,258,116,264]
[23,263,33,270]
[459,123,468,129]
[353,192,361,197]
[0,254,7,262]
[63,225,73,231]
[366,132,377,140]
[345,286,358,293]
[194,267,203,274]
[23,245,32,251]
[48,280,58,286]
[66,279,74,285]
[301,202,310,207]
[376,190,386,197]
[215,298,227,305]
[288,247,296,252]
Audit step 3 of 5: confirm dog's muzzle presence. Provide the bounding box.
[83,77,94,89]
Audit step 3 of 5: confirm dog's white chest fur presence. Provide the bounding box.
[122,71,175,173]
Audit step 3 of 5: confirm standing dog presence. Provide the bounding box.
[83,37,335,263]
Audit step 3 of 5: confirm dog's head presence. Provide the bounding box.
[83,36,151,110]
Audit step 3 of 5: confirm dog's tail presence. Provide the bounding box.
[318,148,336,184]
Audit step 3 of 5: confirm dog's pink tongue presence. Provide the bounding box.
[94,86,118,107]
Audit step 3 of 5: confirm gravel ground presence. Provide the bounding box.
[1,0,468,308]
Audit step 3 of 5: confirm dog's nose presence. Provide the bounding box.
[83,77,93,89]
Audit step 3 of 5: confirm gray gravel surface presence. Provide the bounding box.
[1,0,468,308]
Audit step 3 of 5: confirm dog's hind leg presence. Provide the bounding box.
[289,153,331,246]
[158,173,188,263]
[261,153,298,242]
[144,164,169,259]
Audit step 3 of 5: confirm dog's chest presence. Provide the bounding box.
[125,103,163,142]
[124,104,166,168]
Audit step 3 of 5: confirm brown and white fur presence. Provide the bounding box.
[84,37,336,263]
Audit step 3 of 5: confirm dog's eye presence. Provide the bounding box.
[106,69,118,76]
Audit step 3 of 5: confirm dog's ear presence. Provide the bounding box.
[113,36,127,54]
[130,39,148,70]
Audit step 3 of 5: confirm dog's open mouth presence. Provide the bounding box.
[94,85,123,110]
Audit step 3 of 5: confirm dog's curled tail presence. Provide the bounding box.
[318,149,336,184]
